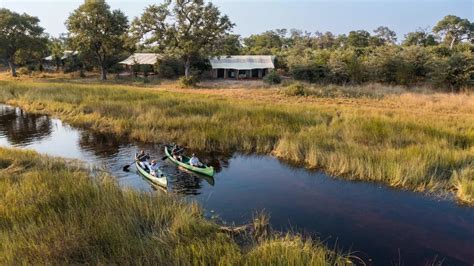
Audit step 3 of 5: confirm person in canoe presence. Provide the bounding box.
[148,160,162,177]
[171,145,183,162]
[189,153,204,167]
[136,150,150,170]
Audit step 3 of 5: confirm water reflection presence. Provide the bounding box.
[0,106,52,145]
[79,131,124,158]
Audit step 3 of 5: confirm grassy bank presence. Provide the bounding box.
[0,147,347,264]
[0,80,473,204]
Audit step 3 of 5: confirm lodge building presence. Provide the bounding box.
[209,55,275,79]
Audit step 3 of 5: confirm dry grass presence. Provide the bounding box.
[0,78,473,204]
[0,147,347,265]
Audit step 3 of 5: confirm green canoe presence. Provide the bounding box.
[164,146,215,177]
[135,160,168,188]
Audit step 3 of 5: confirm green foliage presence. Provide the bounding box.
[243,30,286,55]
[156,56,184,78]
[47,37,66,71]
[328,49,367,84]
[403,29,438,47]
[429,52,474,91]
[66,0,130,80]
[178,75,200,88]
[291,63,329,83]
[62,54,83,73]
[238,16,472,90]
[433,15,472,49]
[16,67,30,76]
[218,34,242,55]
[263,70,282,85]
[282,83,307,96]
[0,8,47,77]
[347,30,371,48]
[131,0,234,78]
[373,26,397,45]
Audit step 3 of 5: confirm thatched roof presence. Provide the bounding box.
[209,55,275,70]
[119,53,162,65]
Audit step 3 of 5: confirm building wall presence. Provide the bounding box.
[211,68,273,79]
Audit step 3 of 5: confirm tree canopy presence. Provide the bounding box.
[66,0,129,80]
[0,8,46,77]
[132,0,234,78]
[433,15,472,49]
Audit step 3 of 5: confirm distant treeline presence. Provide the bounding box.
[224,21,473,91]
[0,1,472,90]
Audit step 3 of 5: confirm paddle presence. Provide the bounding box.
[122,161,136,171]
[123,153,148,171]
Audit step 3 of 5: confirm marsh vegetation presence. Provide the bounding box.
[0,80,472,204]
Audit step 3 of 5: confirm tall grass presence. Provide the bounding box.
[0,80,472,204]
[0,147,346,264]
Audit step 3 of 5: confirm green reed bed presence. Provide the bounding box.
[0,80,472,204]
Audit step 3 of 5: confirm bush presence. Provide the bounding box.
[178,75,199,88]
[429,52,474,91]
[17,67,30,76]
[328,49,367,84]
[290,64,329,83]
[156,57,183,78]
[263,70,282,85]
[282,83,307,96]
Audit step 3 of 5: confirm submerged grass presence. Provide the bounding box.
[0,80,473,204]
[0,147,347,265]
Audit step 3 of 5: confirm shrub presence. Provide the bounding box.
[263,70,282,85]
[282,83,307,96]
[156,57,183,78]
[179,75,199,88]
[328,49,367,84]
[429,52,474,91]
[290,64,329,83]
[17,67,30,76]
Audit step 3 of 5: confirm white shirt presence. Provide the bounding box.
[189,156,200,166]
[149,163,160,176]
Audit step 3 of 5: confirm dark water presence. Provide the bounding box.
[0,104,473,265]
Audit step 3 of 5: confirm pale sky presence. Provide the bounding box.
[0,0,472,40]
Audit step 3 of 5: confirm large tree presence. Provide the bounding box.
[0,8,46,77]
[403,29,438,47]
[373,26,397,45]
[132,0,234,78]
[347,30,371,48]
[66,0,129,80]
[433,15,471,49]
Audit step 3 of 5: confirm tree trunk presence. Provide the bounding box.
[449,36,456,50]
[8,60,17,77]
[184,58,191,78]
[100,65,107,80]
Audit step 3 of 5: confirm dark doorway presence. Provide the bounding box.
[252,69,259,78]
[217,69,224,78]
[228,69,236,78]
